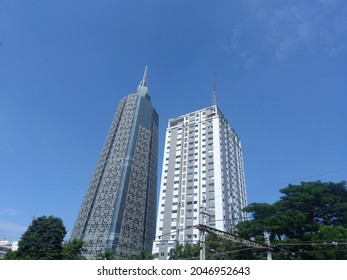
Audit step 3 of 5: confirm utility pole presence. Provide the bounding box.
[199,196,210,260]
[264,232,272,260]
[199,225,205,260]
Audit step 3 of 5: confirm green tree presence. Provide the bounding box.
[130,250,155,260]
[62,239,86,260]
[169,242,200,260]
[15,216,67,260]
[4,250,18,260]
[96,249,115,260]
[236,181,347,260]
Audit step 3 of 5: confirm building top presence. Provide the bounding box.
[168,103,228,125]
[136,65,150,99]
[168,74,224,127]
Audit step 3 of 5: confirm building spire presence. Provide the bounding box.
[139,65,148,87]
[212,73,217,106]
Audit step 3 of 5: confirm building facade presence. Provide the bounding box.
[71,67,158,259]
[0,240,18,259]
[152,105,247,259]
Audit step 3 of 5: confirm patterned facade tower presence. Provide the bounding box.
[152,105,247,260]
[71,67,158,259]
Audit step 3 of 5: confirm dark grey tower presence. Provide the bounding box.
[71,66,158,259]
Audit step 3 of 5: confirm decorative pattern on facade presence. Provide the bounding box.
[72,89,158,259]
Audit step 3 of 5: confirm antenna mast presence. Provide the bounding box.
[140,65,148,87]
[212,73,217,106]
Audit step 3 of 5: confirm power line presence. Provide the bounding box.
[275,242,347,246]
[156,207,346,239]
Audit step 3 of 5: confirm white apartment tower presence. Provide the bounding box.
[153,103,247,259]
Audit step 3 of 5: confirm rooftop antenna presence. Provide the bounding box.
[139,65,148,87]
[212,73,217,106]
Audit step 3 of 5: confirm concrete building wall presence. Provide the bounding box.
[153,105,247,260]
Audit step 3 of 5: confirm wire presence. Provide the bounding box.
[237,206,347,221]
[155,211,346,239]
[209,247,254,255]
[275,242,347,246]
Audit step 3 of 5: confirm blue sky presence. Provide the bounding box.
[1,0,346,241]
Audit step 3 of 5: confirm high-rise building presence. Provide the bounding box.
[152,101,247,260]
[71,66,158,259]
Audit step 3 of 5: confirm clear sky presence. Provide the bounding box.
[1,0,346,241]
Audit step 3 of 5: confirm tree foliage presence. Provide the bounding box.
[62,239,86,260]
[5,215,86,260]
[169,242,200,260]
[236,181,347,259]
[130,251,155,260]
[96,249,115,260]
[95,250,154,260]
[4,250,18,260]
[15,216,67,260]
